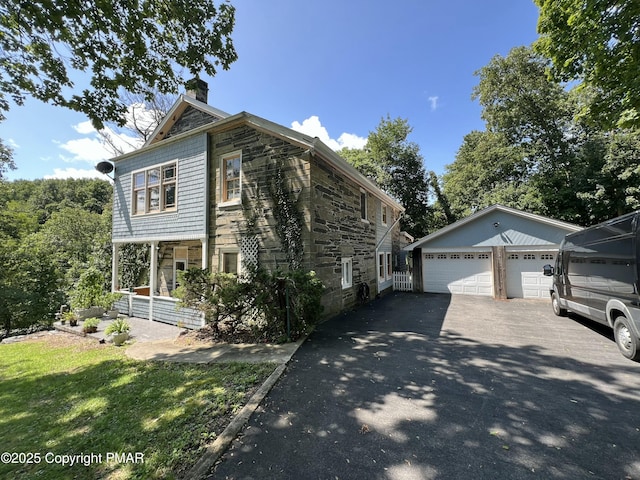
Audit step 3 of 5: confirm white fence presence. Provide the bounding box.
[393,271,413,292]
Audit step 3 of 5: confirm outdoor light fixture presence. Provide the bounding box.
[95,161,115,180]
[493,222,500,228]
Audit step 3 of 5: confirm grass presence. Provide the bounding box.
[0,334,275,479]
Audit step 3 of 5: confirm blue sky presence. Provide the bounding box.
[1,0,541,181]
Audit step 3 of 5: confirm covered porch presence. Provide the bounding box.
[111,238,208,329]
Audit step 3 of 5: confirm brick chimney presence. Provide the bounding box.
[186,78,208,104]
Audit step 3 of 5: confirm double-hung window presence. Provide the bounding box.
[221,151,242,203]
[133,162,177,215]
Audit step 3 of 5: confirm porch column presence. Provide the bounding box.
[202,238,208,269]
[149,241,158,322]
[111,243,119,291]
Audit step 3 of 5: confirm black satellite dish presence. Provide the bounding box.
[95,161,114,175]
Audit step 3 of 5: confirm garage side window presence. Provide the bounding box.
[342,257,353,289]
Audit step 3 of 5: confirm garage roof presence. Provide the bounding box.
[404,204,582,251]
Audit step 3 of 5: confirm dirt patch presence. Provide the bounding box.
[1,330,108,352]
[174,323,270,347]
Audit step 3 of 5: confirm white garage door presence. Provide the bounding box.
[506,251,556,298]
[423,252,493,296]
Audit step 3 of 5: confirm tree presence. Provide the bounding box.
[577,130,640,220]
[0,240,63,335]
[340,116,433,237]
[0,139,15,180]
[534,0,640,129]
[98,90,177,157]
[443,130,543,218]
[472,46,573,165]
[0,0,237,129]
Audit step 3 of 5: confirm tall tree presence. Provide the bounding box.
[0,0,237,170]
[0,139,15,180]
[534,0,640,129]
[443,130,542,218]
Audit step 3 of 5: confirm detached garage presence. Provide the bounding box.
[405,205,582,299]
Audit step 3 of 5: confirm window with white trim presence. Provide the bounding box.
[221,151,242,203]
[173,246,188,290]
[360,189,368,221]
[342,257,353,289]
[386,252,392,279]
[132,162,177,215]
[381,204,388,225]
[220,250,240,275]
[378,253,385,281]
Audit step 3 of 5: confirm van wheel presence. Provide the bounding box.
[551,292,567,317]
[613,316,640,362]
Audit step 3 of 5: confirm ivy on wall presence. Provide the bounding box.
[268,161,304,270]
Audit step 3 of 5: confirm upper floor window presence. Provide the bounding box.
[133,162,177,215]
[360,189,368,221]
[381,204,388,225]
[221,151,242,203]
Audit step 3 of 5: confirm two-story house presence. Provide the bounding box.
[111,80,409,328]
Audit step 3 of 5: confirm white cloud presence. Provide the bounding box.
[428,96,439,111]
[44,167,103,180]
[291,116,367,151]
[58,118,145,165]
[58,137,113,164]
[73,121,96,135]
[6,138,20,149]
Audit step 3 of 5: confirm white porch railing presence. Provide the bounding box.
[393,271,413,292]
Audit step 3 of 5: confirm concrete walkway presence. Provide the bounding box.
[125,338,304,364]
[54,316,303,364]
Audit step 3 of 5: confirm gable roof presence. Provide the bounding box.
[145,94,231,146]
[404,204,582,251]
[115,95,404,212]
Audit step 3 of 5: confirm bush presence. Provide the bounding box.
[70,267,106,310]
[175,267,324,342]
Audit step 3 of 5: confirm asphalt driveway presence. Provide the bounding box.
[209,292,640,480]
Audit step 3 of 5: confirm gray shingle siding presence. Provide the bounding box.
[113,134,208,241]
[152,298,203,328]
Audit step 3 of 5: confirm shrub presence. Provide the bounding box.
[70,267,104,310]
[175,267,324,342]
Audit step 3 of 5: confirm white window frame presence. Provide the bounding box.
[378,252,385,281]
[386,252,392,280]
[173,246,189,291]
[219,248,241,275]
[360,189,368,222]
[132,161,177,215]
[381,204,388,226]
[341,257,353,289]
[220,150,243,206]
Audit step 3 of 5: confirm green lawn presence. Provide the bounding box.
[0,335,275,479]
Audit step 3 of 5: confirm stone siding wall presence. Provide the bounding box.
[165,106,221,139]
[208,125,311,272]
[309,157,378,316]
